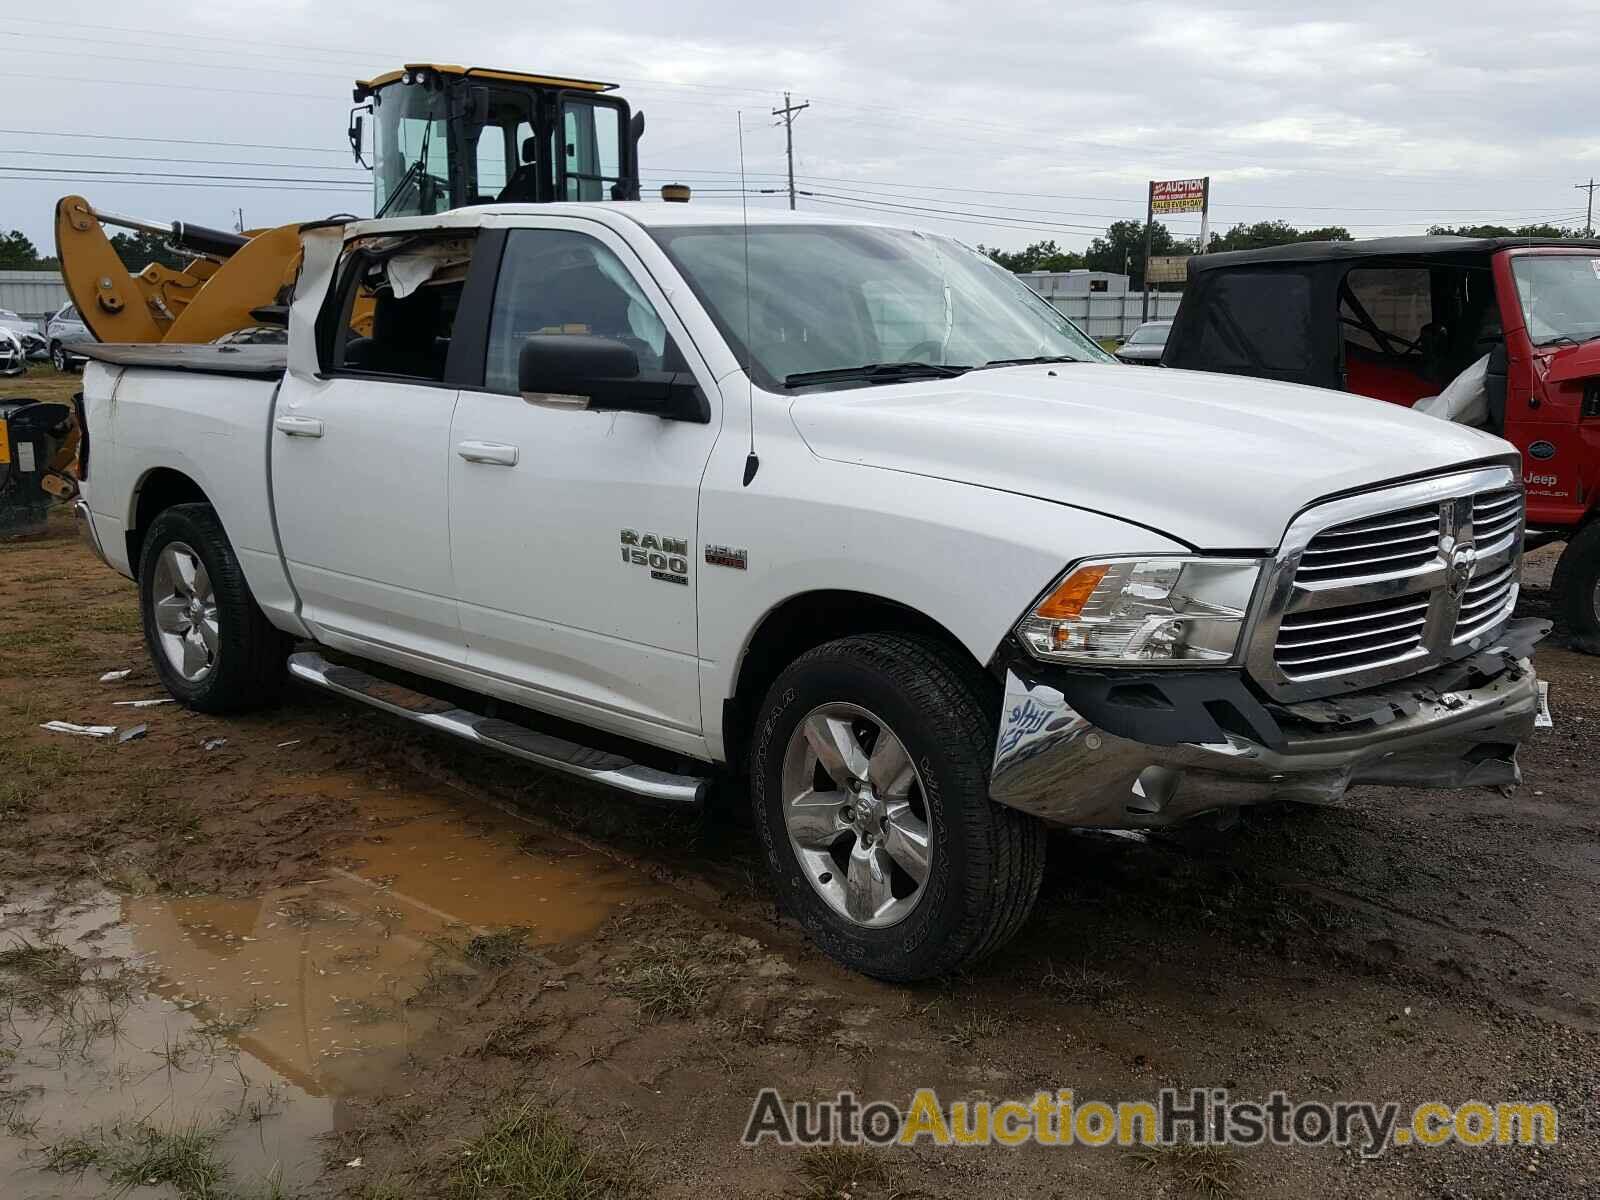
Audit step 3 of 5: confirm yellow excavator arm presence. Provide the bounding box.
[54,196,302,346]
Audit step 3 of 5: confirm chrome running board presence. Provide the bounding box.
[287,651,707,807]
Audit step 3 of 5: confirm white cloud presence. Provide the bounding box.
[0,0,1593,256]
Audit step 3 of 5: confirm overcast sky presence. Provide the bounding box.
[2,1,1596,257]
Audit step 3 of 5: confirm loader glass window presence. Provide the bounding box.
[331,236,473,383]
[559,98,624,201]
[475,126,508,198]
[373,85,451,217]
[483,230,669,395]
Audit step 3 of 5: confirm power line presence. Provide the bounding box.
[0,174,368,195]
[2,148,367,172]
[0,71,336,101]
[0,128,349,154]
[1,165,365,186]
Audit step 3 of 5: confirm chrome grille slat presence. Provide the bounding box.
[1276,631,1426,670]
[1300,529,1448,558]
[1279,595,1430,632]
[1294,504,1442,584]
[1257,470,1525,695]
[1277,615,1428,652]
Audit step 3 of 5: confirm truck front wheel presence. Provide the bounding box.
[750,633,1046,981]
[138,503,291,712]
[1553,521,1600,654]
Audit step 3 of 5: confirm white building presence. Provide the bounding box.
[0,271,70,327]
[1017,269,1181,342]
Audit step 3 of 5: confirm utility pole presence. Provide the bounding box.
[772,92,810,210]
[1141,181,1155,322]
[1578,178,1597,237]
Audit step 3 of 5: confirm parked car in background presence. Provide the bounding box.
[45,302,89,372]
[1115,320,1171,365]
[0,327,24,376]
[1161,235,1600,651]
[0,309,47,363]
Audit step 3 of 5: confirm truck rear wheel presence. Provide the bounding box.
[1553,522,1600,654]
[138,503,290,712]
[749,632,1045,981]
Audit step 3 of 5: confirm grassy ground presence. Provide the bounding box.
[2,362,81,404]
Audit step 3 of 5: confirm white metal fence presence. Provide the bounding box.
[1043,292,1183,341]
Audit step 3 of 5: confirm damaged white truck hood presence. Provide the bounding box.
[788,363,1515,550]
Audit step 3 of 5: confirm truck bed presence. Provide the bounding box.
[74,341,287,379]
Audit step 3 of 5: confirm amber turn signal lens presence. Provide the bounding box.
[1034,564,1111,620]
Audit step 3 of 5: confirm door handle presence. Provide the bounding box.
[274,415,324,438]
[457,440,519,466]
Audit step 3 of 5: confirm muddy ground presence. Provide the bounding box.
[2,366,1597,1198]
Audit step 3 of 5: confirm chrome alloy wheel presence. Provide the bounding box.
[780,703,934,929]
[151,541,219,682]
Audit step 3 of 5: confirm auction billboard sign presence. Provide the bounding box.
[1150,178,1208,215]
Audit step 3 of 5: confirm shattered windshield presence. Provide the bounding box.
[651,224,1111,389]
[1512,254,1600,346]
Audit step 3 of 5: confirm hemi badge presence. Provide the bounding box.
[705,544,748,570]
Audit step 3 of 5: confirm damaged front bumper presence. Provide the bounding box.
[990,618,1546,828]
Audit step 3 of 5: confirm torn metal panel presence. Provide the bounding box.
[1272,618,1549,731]
[991,623,1543,828]
[74,342,287,379]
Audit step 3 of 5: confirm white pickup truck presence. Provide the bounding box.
[74,203,1544,980]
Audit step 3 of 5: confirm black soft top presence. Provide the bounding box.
[1189,235,1600,273]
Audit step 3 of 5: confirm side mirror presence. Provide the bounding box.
[347,107,369,166]
[518,335,707,422]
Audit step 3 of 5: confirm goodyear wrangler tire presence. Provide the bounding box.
[750,632,1046,981]
[138,503,291,713]
[1553,522,1600,654]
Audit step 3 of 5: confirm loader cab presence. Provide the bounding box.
[354,65,641,219]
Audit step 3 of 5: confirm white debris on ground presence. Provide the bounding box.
[40,720,117,738]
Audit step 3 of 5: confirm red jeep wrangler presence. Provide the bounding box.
[1163,236,1600,648]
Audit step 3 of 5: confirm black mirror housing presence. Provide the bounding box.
[517,335,707,422]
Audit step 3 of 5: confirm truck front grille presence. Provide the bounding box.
[1249,467,1524,701]
[1472,488,1522,549]
[1454,563,1518,643]
[1294,503,1442,583]
[1275,592,1430,680]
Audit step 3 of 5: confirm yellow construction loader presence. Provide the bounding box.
[55,64,643,347]
[2,65,643,529]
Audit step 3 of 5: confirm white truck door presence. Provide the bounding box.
[272,231,478,666]
[447,223,722,746]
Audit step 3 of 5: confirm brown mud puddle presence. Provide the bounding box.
[1,774,663,1196]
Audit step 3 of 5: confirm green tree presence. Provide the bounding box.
[979,239,1084,273]
[0,229,43,268]
[1205,221,1352,253]
[1082,219,1179,289]
[1427,223,1577,239]
[109,230,188,273]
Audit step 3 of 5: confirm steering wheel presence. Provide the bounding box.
[898,339,946,363]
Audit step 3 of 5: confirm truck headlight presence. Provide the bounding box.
[1015,557,1262,665]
